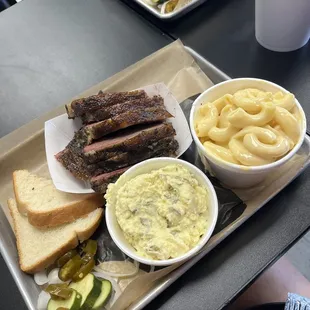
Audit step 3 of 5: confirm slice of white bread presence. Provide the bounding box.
[8,198,103,274]
[13,170,104,228]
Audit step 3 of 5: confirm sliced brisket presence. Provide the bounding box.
[90,167,130,194]
[58,89,179,191]
[104,136,177,165]
[83,123,176,164]
[55,147,106,180]
[89,138,178,194]
[92,137,179,173]
[80,106,173,145]
[55,148,92,181]
[66,90,147,119]
[56,135,178,181]
[80,96,164,124]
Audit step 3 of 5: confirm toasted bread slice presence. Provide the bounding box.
[13,170,104,228]
[8,198,103,274]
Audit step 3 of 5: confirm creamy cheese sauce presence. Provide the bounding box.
[105,164,210,260]
[195,89,302,166]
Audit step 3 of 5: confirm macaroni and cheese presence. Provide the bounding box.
[194,88,301,166]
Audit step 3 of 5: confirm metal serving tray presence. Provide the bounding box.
[133,0,208,20]
[0,47,309,310]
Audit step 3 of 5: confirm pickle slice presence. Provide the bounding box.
[58,255,82,282]
[165,0,178,13]
[81,240,97,256]
[69,274,101,309]
[47,289,82,310]
[56,250,78,268]
[45,283,72,300]
[72,258,95,282]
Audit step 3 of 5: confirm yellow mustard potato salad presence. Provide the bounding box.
[195,88,301,166]
[105,164,209,260]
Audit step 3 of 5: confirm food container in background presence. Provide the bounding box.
[255,0,310,52]
[134,0,208,20]
[190,78,307,188]
[105,157,218,266]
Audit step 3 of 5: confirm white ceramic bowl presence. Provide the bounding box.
[105,157,218,266]
[190,78,307,188]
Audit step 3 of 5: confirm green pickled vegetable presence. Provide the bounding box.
[165,0,178,13]
[81,239,97,256]
[56,250,78,268]
[81,253,93,265]
[92,279,112,309]
[47,290,82,310]
[72,258,95,282]
[69,274,101,309]
[59,255,83,282]
[45,284,73,300]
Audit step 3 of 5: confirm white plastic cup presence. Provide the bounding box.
[255,0,310,52]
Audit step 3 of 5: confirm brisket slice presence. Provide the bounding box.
[90,137,179,174]
[83,122,175,164]
[89,138,179,194]
[55,148,92,181]
[90,167,131,194]
[55,147,107,181]
[56,135,178,181]
[66,90,147,119]
[80,107,173,145]
[103,136,177,166]
[80,96,164,124]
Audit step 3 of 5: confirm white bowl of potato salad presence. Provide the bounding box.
[190,78,307,188]
[105,157,218,266]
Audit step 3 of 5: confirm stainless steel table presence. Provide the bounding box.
[0,0,310,310]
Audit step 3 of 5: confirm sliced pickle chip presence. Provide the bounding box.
[56,249,78,268]
[81,240,97,256]
[58,255,82,282]
[45,283,72,300]
[72,258,95,282]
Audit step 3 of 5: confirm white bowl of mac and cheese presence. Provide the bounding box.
[190,78,307,188]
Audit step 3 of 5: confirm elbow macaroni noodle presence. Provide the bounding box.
[194,88,301,166]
